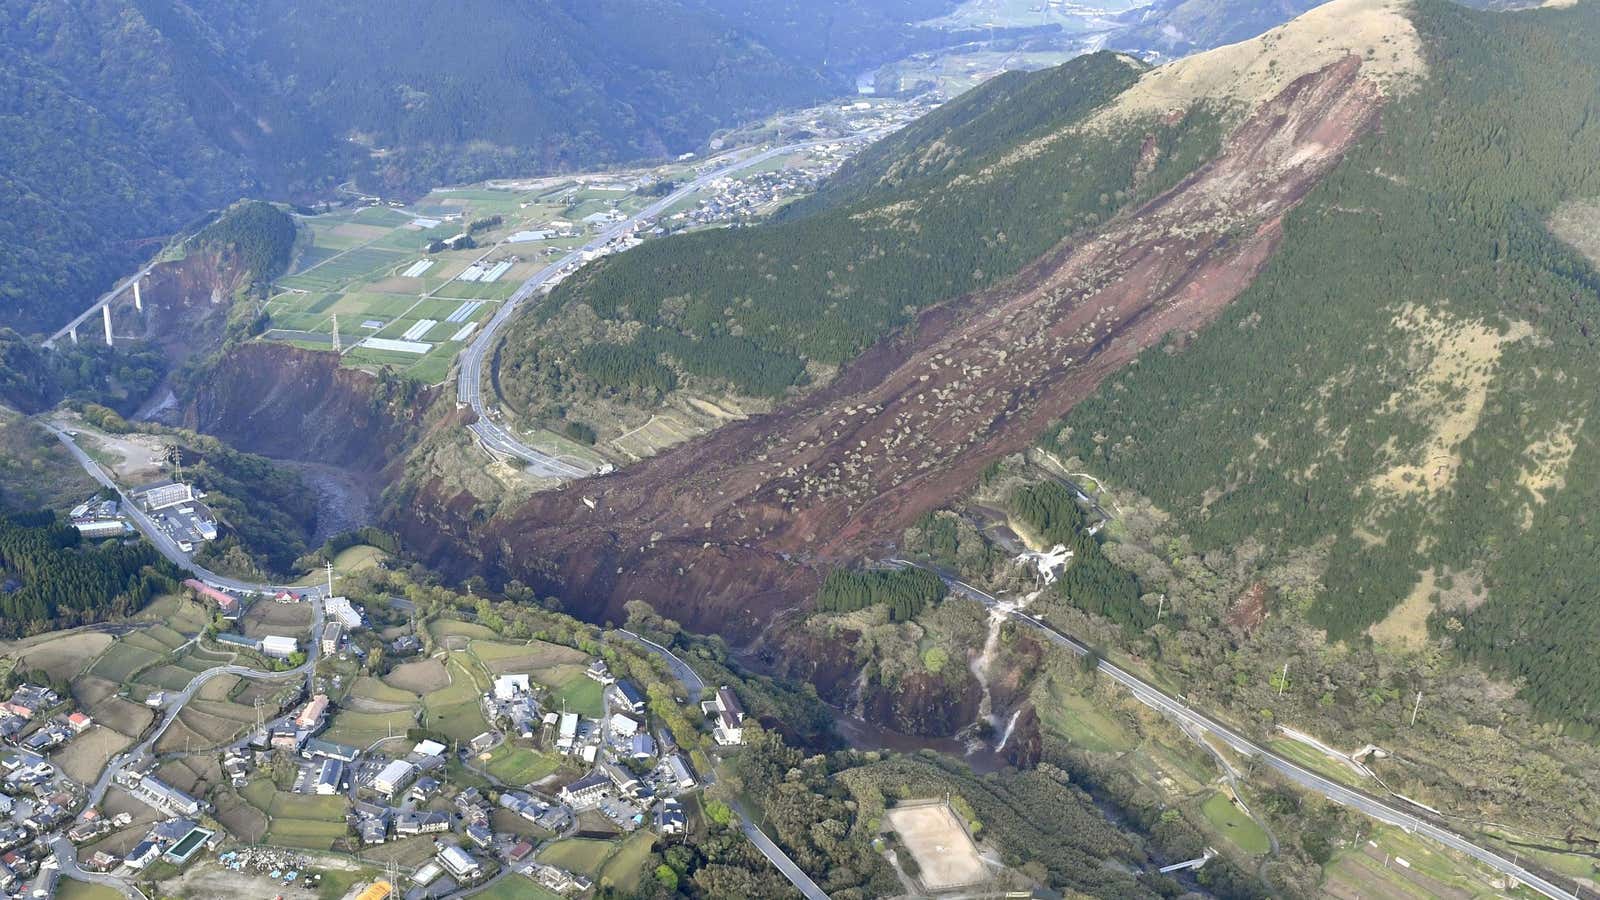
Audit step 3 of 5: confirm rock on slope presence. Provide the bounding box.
[403,0,1424,640]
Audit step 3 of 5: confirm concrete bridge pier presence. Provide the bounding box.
[68,324,78,345]
[133,279,143,311]
[102,304,114,346]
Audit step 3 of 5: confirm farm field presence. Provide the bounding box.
[537,837,615,876]
[241,779,350,850]
[597,830,654,891]
[241,601,313,640]
[1034,675,1136,753]
[56,880,124,900]
[429,619,499,647]
[261,179,657,385]
[467,638,588,675]
[470,878,562,900]
[52,725,136,783]
[422,654,491,742]
[12,631,112,681]
[322,708,416,748]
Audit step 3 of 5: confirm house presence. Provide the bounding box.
[413,739,446,758]
[66,712,92,733]
[492,674,530,701]
[600,761,640,798]
[409,776,441,803]
[665,753,696,791]
[274,590,301,603]
[532,864,593,894]
[296,694,330,729]
[125,840,161,870]
[127,775,202,817]
[315,759,344,795]
[585,659,614,684]
[701,686,746,746]
[608,680,647,715]
[394,810,449,836]
[654,798,686,835]
[437,844,481,880]
[609,713,640,738]
[629,733,657,760]
[469,732,497,754]
[508,840,535,863]
[359,817,388,845]
[261,635,299,659]
[5,685,58,719]
[559,772,610,808]
[322,623,343,655]
[466,821,493,848]
[371,759,415,797]
[391,635,421,655]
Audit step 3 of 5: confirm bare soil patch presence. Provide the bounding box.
[385,658,451,693]
[52,727,134,784]
[16,632,112,681]
[885,802,988,891]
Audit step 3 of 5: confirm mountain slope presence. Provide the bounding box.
[1052,0,1600,732]
[404,0,1421,640]
[0,0,964,335]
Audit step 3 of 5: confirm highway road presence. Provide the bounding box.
[456,134,886,479]
[43,262,157,350]
[892,561,1578,900]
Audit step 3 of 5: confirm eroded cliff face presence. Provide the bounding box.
[185,344,431,473]
[402,56,1384,651]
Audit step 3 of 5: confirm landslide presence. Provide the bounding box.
[409,27,1398,639]
[184,344,431,474]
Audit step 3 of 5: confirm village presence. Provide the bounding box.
[0,552,747,900]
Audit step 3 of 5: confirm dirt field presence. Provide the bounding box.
[242,601,313,639]
[885,802,989,891]
[14,632,112,681]
[162,859,319,900]
[52,727,135,783]
[385,658,450,693]
[158,755,224,795]
[103,786,162,828]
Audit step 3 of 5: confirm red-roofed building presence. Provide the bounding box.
[66,713,92,733]
[183,579,240,619]
[296,695,329,729]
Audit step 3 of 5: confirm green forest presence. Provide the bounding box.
[1049,0,1600,732]
[817,566,947,621]
[0,510,180,636]
[1010,482,1152,635]
[503,51,1223,407]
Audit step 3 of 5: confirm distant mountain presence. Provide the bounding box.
[1107,0,1326,57]
[0,0,972,335]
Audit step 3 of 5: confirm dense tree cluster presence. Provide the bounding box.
[1049,0,1600,729]
[816,566,946,621]
[0,511,179,636]
[1009,481,1149,635]
[508,52,1222,404]
[195,201,298,291]
[572,343,679,396]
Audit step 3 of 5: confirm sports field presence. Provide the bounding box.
[885,802,989,891]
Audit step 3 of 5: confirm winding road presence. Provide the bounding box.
[455,134,886,479]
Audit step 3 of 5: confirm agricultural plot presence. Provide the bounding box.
[52,725,135,783]
[241,780,350,850]
[15,631,112,681]
[537,838,615,876]
[468,639,587,675]
[278,247,409,293]
[429,619,499,647]
[598,831,655,892]
[610,414,701,462]
[384,659,450,694]
[212,788,269,844]
[422,655,491,742]
[241,601,313,639]
[322,708,415,748]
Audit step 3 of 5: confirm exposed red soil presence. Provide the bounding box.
[403,56,1383,643]
[1228,581,1271,634]
[186,343,433,472]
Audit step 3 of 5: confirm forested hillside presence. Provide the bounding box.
[1053,0,1600,733]
[0,0,967,335]
[496,51,1223,437]
[0,510,181,637]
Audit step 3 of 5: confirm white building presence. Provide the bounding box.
[372,759,416,797]
[413,739,446,758]
[261,635,299,659]
[702,686,746,746]
[556,712,579,752]
[437,844,481,880]
[323,596,362,629]
[493,674,530,701]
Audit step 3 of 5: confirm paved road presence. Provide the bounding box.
[897,562,1577,900]
[613,632,825,897]
[456,135,886,479]
[49,834,148,899]
[614,629,706,701]
[43,263,157,349]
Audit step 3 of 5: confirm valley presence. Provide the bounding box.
[5,0,1600,897]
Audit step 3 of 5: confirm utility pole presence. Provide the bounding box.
[1156,594,1166,622]
[326,562,335,597]
[1411,691,1423,727]
[331,314,341,352]
[1278,661,1289,697]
